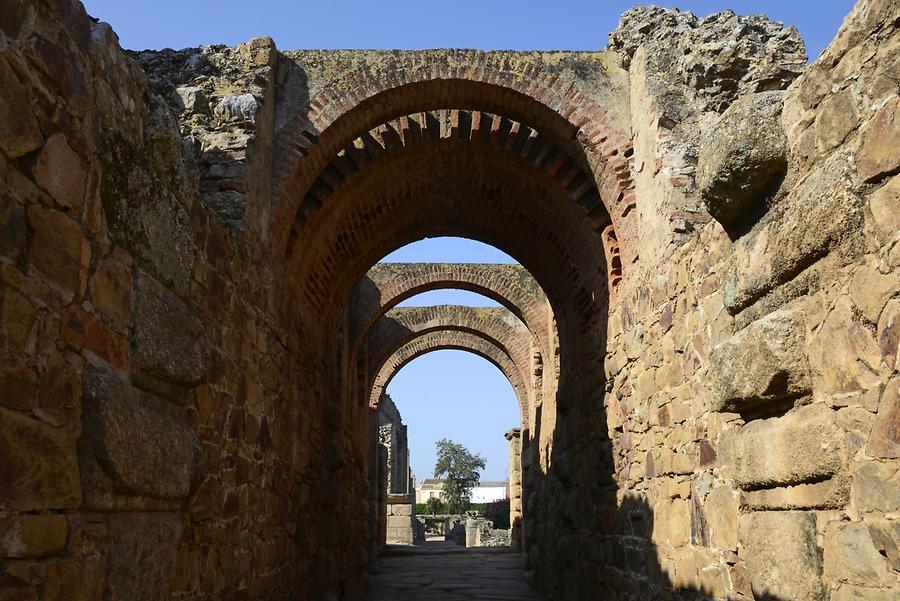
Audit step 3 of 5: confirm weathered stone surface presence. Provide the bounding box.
[698,91,787,229]
[0,359,38,412]
[741,476,849,510]
[35,351,82,429]
[868,175,900,238]
[704,485,738,551]
[722,403,843,489]
[608,7,806,110]
[708,308,810,414]
[88,255,132,326]
[204,190,245,228]
[0,57,43,158]
[60,305,127,369]
[0,408,81,511]
[105,512,181,601]
[32,133,85,210]
[824,521,891,587]
[867,518,900,571]
[809,296,885,396]
[878,300,900,371]
[725,152,865,313]
[830,584,898,601]
[0,515,68,558]
[851,461,900,514]
[99,94,195,296]
[815,87,859,153]
[869,378,899,459]
[849,264,898,323]
[741,511,825,601]
[215,93,258,124]
[858,97,900,183]
[26,205,89,295]
[131,272,209,387]
[0,194,28,261]
[173,85,208,115]
[82,371,198,499]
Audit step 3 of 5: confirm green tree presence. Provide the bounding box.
[433,439,486,513]
[425,496,443,515]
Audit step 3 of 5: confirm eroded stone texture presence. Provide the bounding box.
[0,408,81,512]
[697,91,787,230]
[609,8,806,110]
[131,272,210,389]
[81,371,198,501]
[0,515,68,558]
[105,512,182,601]
[858,97,900,183]
[722,404,844,489]
[741,511,825,600]
[708,307,810,414]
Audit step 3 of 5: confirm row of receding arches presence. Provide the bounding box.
[343,245,556,558]
[271,73,623,595]
[350,257,554,431]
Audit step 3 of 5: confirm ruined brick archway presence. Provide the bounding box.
[369,329,530,423]
[363,305,535,419]
[280,138,610,352]
[5,2,898,601]
[349,262,553,362]
[270,50,624,601]
[271,63,639,266]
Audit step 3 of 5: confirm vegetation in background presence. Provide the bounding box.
[485,498,510,529]
[433,438,486,514]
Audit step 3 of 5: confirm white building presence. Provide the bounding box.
[471,481,508,503]
[415,479,508,504]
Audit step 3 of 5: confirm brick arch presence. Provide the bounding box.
[350,262,552,363]
[284,137,609,341]
[368,330,530,427]
[364,306,534,408]
[284,109,616,261]
[271,66,637,270]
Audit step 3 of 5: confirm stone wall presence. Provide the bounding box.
[0,2,351,599]
[583,2,900,599]
[385,495,416,545]
[505,428,524,552]
[1,1,897,600]
[378,393,409,495]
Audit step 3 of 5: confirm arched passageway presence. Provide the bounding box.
[273,69,625,599]
[364,305,535,412]
[350,262,552,365]
[8,3,893,600]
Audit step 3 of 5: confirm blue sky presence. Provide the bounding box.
[382,239,518,481]
[80,1,857,481]
[82,0,854,58]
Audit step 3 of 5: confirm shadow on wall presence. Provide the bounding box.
[581,493,795,601]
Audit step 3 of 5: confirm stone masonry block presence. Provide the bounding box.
[131,272,210,388]
[0,408,81,512]
[0,514,68,558]
[824,520,892,587]
[721,403,844,490]
[709,307,811,415]
[725,152,865,314]
[698,91,787,230]
[105,513,181,601]
[391,504,412,517]
[82,371,198,500]
[741,511,825,601]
